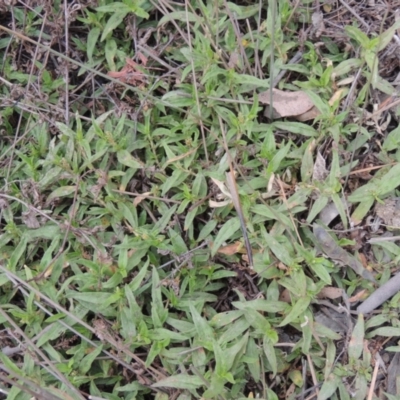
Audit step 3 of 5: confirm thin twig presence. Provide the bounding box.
[113,189,181,203]
[307,353,320,397]
[219,116,254,268]
[367,354,380,400]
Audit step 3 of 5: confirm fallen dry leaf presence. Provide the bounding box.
[217,241,243,255]
[329,89,346,106]
[108,57,147,86]
[228,50,240,69]
[259,89,315,119]
[311,11,325,38]
[349,289,368,303]
[317,286,343,299]
[133,192,151,207]
[312,151,328,181]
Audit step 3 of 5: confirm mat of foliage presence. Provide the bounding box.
[1,1,400,399]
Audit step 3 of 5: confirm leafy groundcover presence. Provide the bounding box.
[1,1,400,399]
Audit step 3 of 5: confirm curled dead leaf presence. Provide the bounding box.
[133,192,151,207]
[295,106,320,122]
[349,289,368,303]
[209,199,232,208]
[217,241,243,255]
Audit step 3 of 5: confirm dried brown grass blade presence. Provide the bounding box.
[226,169,254,269]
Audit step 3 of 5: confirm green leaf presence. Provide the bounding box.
[263,232,294,267]
[375,163,400,196]
[184,207,199,231]
[267,141,290,173]
[349,314,364,361]
[80,345,103,374]
[304,90,330,115]
[47,186,76,202]
[158,11,199,25]
[243,308,270,332]
[96,3,130,12]
[120,306,137,339]
[211,217,240,256]
[308,259,331,285]
[367,326,400,337]
[218,318,250,345]
[128,261,149,292]
[233,73,269,88]
[8,234,28,272]
[55,121,76,137]
[232,299,288,313]
[324,340,336,380]
[132,6,149,19]
[331,194,348,229]
[226,3,260,19]
[117,150,144,169]
[383,125,400,151]
[246,337,261,382]
[192,173,207,197]
[65,291,119,312]
[223,332,249,372]
[265,388,279,400]
[152,375,204,389]
[273,121,317,137]
[152,267,167,327]
[307,195,329,224]
[190,303,214,349]
[279,296,311,327]
[124,285,143,323]
[289,369,304,387]
[345,25,369,47]
[101,10,129,42]
[37,305,89,347]
[252,204,291,225]
[203,374,226,398]
[0,352,24,376]
[87,27,100,61]
[376,20,400,51]
[350,197,375,225]
[213,340,227,375]
[162,91,194,107]
[161,170,188,195]
[263,336,277,376]
[210,310,244,328]
[105,38,117,71]
[318,374,340,400]
[150,328,189,342]
[333,58,363,76]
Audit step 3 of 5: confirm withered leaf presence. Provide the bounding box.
[259,89,314,119]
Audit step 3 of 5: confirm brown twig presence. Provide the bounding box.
[112,189,181,203]
[226,169,254,269]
